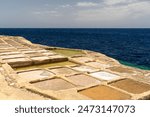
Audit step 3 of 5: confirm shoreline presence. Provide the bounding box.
[119,60,150,70]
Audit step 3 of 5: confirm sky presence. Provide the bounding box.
[0,0,150,28]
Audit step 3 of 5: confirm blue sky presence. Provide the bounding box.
[0,0,150,28]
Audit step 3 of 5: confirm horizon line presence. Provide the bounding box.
[0,27,150,29]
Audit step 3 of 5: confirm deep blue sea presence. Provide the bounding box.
[0,28,150,70]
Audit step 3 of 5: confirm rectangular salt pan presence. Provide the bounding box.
[79,85,131,100]
[18,70,54,80]
[86,62,110,68]
[110,79,150,94]
[49,67,78,76]
[66,74,101,87]
[31,78,75,91]
[72,57,94,63]
[72,65,97,72]
[90,71,120,81]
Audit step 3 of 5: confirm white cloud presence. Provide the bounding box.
[76,1,150,24]
[76,7,129,22]
[104,0,138,5]
[104,0,127,5]
[127,1,150,17]
[30,0,150,27]
[76,2,98,7]
[33,10,61,17]
[44,4,50,7]
[61,4,72,8]
[33,11,41,15]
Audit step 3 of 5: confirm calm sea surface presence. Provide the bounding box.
[0,28,150,70]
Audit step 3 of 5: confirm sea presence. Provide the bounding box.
[0,28,150,70]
